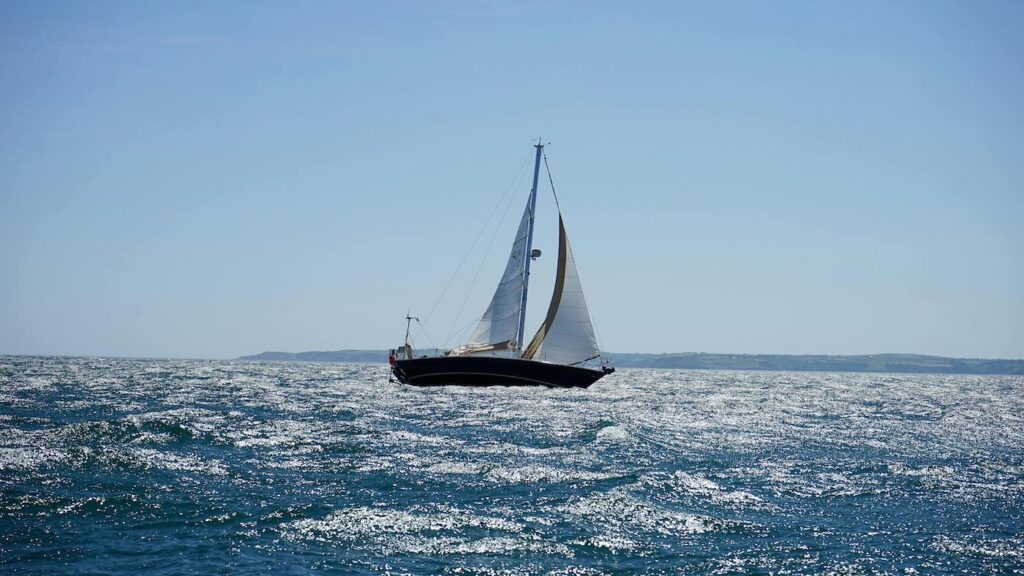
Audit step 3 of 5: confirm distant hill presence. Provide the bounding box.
[604,352,1024,375]
[237,350,386,363]
[237,350,1024,375]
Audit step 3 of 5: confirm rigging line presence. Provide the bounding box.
[542,148,562,213]
[443,168,526,346]
[413,317,438,350]
[443,174,523,346]
[412,152,532,342]
[445,315,481,347]
[568,354,602,367]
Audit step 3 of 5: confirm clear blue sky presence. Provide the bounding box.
[1,1,1021,359]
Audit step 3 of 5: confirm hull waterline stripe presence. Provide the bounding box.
[404,371,597,386]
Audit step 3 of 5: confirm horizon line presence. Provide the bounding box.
[4,349,1022,363]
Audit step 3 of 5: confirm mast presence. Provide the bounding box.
[517,141,543,351]
[403,314,418,359]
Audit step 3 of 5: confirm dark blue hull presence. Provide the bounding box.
[392,356,613,388]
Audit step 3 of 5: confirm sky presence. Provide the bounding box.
[1,1,1022,360]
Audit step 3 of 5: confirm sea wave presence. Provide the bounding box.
[1,355,1022,574]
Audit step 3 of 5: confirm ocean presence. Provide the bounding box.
[1,355,1021,575]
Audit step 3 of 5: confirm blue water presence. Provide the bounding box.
[1,356,1022,575]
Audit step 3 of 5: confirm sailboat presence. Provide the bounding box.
[390,142,615,388]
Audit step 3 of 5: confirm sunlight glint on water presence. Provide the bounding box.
[1,356,1022,574]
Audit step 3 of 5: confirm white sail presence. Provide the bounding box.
[464,198,532,350]
[522,216,600,365]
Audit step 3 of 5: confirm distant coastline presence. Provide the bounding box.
[237,350,1024,376]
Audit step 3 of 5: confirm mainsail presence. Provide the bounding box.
[522,215,600,365]
[464,199,532,350]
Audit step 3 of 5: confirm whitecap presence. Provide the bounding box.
[558,488,745,537]
[111,447,228,476]
[282,505,523,544]
[596,425,631,443]
[484,464,613,484]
